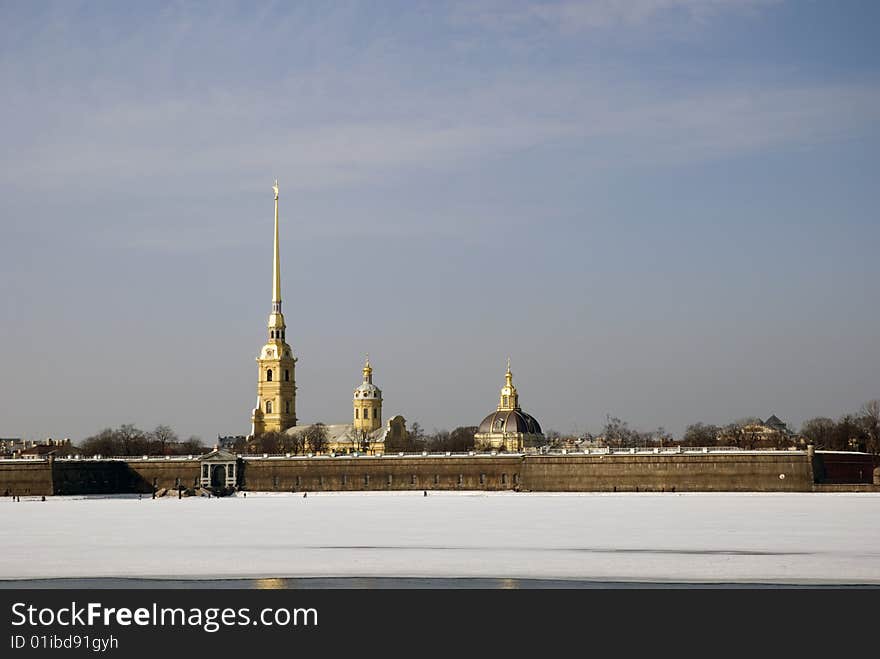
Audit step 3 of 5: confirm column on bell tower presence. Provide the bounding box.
[251,180,297,436]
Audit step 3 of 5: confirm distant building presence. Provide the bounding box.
[735,415,797,444]
[474,361,544,452]
[762,415,787,433]
[0,438,23,455]
[17,438,72,459]
[217,435,246,452]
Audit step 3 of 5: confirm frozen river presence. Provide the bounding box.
[2,492,879,585]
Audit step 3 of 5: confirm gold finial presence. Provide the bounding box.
[507,356,511,373]
[363,354,373,383]
[272,178,279,199]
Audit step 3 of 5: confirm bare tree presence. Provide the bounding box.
[447,426,476,452]
[602,415,640,448]
[859,400,880,454]
[276,431,303,455]
[800,417,835,449]
[303,423,328,454]
[393,421,423,452]
[427,427,476,453]
[151,424,178,455]
[682,423,719,447]
[545,430,562,448]
[654,426,673,447]
[180,436,204,454]
[253,432,284,454]
[832,415,866,452]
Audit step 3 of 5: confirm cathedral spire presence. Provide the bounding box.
[272,179,281,313]
[252,179,297,436]
[266,180,286,338]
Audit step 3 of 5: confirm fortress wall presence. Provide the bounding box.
[0,460,53,496]
[50,459,200,495]
[240,456,522,492]
[812,452,877,484]
[519,453,814,492]
[119,460,201,493]
[2,451,865,496]
[52,460,133,495]
[239,452,815,492]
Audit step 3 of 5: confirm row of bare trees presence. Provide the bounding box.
[79,424,203,456]
[540,400,880,453]
[800,401,880,453]
[242,424,329,455]
[383,423,477,453]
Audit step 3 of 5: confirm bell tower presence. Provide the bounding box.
[353,355,382,433]
[251,180,297,436]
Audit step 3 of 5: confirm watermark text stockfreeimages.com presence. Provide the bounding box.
[11,601,317,633]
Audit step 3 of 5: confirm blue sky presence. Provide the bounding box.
[1,0,878,443]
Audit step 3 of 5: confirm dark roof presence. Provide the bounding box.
[20,445,57,456]
[764,414,787,429]
[478,409,543,435]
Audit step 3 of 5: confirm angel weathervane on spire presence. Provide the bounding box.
[272,179,279,199]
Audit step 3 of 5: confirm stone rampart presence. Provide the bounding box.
[1,450,876,495]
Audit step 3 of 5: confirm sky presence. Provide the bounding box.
[1,0,879,444]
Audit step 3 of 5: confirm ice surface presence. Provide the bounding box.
[2,492,879,584]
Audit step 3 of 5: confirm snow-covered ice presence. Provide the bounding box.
[2,492,879,584]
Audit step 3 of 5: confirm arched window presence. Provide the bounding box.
[270,330,275,339]
[373,408,378,419]
[266,400,272,414]
[267,369,273,382]
[285,369,289,381]
[285,401,290,414]
[355,409,359,419]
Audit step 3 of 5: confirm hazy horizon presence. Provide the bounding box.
[2,1,879,444]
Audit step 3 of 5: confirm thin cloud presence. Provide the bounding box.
[454,0,780,33]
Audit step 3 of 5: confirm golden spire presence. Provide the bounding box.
[272,179,281,312]
[498,358,519,411]
[363,354,373,383]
